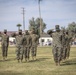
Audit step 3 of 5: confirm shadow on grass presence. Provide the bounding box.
[0,58,16,62]
[21,57,51,63]
[28,57,51,63]
[0,60,4,62]
[0,57,51,63]
[0,72,23,75]
[37,57,51,61]
[61,58,76,66]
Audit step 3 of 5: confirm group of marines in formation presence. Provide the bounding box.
[0,29,39,63]
[0,25,75,66]
[47,25,74,66]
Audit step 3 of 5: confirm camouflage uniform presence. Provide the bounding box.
[47,25,62,66]
[22,30,32,62]
[11,29,23,62]
[0,29,9,60]
[30,30,39,60]
[61,29,66,60]
[65,31,72,59]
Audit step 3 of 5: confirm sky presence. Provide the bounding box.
[0,0,76,32]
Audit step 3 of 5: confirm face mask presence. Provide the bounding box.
[56,29,60,32]
[19,32,22,35]
[4,32,7,34]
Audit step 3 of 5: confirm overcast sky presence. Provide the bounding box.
[0,0,76,32]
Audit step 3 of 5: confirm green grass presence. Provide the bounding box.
[0,46,76,75]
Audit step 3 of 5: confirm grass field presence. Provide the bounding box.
[0,46,76,75]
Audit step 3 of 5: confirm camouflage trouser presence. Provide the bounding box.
[66,45,70,58]
[52,46,62,63]
[31,46,37,57]
[62,46,67,60]
[16,46,24,60]
[1,45,8,57]
[24,47,30,60]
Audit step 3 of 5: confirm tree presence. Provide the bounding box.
[67,22,76,32]
[16,24,22,30]
[29,17,35,30]
[67,22,76,37]
[29,17,46,35]
[67,22,76,33]
[35,18,46,33]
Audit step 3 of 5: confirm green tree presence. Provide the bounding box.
[16,24,22,30]
[67,22,76,37]
[29,17,35,30]
[29,17,46,35]
[67,22,76,32]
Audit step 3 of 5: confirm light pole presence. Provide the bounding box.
[38,0,42,36]
[22,7,25,31]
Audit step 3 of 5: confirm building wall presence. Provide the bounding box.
[39,37,53,46]
[9,37,15,42]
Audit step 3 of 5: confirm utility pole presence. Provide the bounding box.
[22,7,25,31]
[38,0,42,36]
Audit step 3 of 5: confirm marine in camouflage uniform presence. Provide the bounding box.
[0,29,9,60]
[61,28,66,60]
[47,25,62,66]
[22,30,32,62]
[30,30,39,60]
[11,29,23,62]
[61,29,72,60]
[65,30,72,59]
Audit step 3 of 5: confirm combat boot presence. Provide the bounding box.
[25,58,27,62]
[34,56,37,60]
[27,59,29,62]
[32,57,34,60]
[58,62,60,66]
[18,59,20,63]
[3,57,5,61]
[55,63,58,66]
[21,59,23,63]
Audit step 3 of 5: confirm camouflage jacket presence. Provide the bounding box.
[65,34,71,46]
[22,34,32,47]
[52,31,62,47]
[30,34,39,47]
[11,33,23,47]
[0,33,9,46]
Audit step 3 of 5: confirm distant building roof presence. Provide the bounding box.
[0,31,17,36]
[7,31,17,36]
